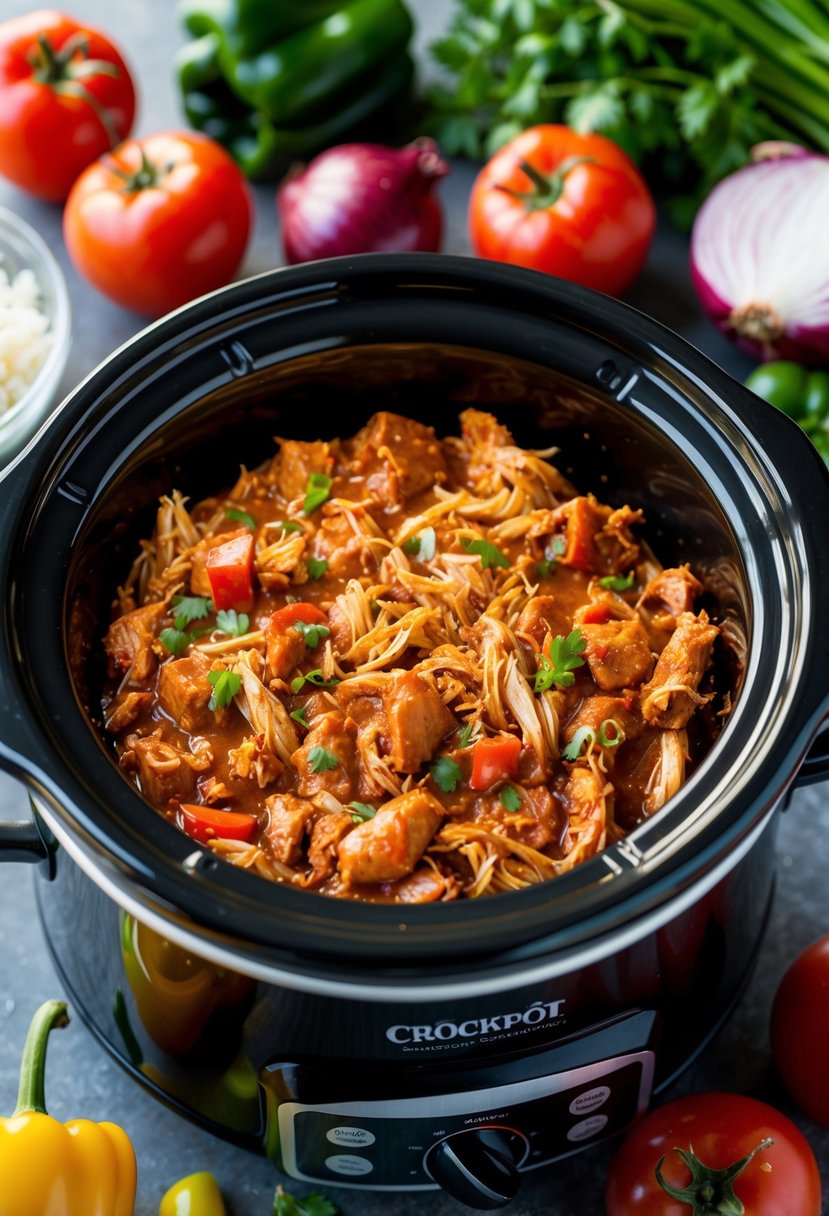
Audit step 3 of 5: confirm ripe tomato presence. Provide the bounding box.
[63,130,253,317]
[468,125,656,297]
[605,1092,821,1215]
[772,936,829,1126]
[0,9,136,202]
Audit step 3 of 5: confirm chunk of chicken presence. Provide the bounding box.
[580,617,654,691]
[265,793,315,866]
[349,412,449,507]
[292,712,361,802]
[268,439,331,503]
[337,789,444,886]
[307,811,354,886]
[104,690,153,733]
[157,650,213,733]
[381,670,455,773]
[104,602,167,682]
[641,610,719,729]
[265,616,307,684]
[639,565,703,618]
[514,595,571,650]
[123,732,197,805]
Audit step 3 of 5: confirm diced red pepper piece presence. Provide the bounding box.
[268,602,328,632]
[179,802,257,844]
[579,604,612,625]
[470,734,522,791]
[564,499,598,571]
[205,532,254,611]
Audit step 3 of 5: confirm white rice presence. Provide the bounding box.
[0,264,53,417]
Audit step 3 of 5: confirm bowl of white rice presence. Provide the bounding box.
[0,204,71,466]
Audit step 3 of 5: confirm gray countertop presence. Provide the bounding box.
[1,1,828,1212]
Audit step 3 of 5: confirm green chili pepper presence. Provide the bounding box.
[175,0,414,179]
[745,361,829,423]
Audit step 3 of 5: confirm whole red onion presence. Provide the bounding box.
[690,145,829,364]
[277,138,449,265]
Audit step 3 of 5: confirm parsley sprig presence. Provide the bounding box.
[429,756,462,793]
[216,608,250,636]
[273,1185,337,1216]
[307,746,339,774]
[347,801,377,822]
[294,620,330,649]
[306,556,328,581]
[160,595,213,654]
[534,629,587,692]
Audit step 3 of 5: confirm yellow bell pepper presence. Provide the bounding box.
[0,999,137,1216]
[159,1171,226,1216]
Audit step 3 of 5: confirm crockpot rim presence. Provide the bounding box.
[1,253,828,976]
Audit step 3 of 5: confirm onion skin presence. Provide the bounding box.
[690,148,829,364]
[278,138,449,264]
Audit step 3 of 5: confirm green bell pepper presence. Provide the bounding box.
[175,0,415,178]
[745,360,829,464]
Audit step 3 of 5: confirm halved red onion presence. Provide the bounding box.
[277,138,449,265]
[690,150,829,364]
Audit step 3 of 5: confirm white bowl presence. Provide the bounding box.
[0,204,71,466]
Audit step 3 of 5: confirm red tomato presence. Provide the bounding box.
[605,1092,822,1216]
[63,130,252,317]
[469,735,522,790]
[772,936,829,1126]
[469,125,656,297]
[269,603,328,632]
[205,531,255,612]
[0,10,135,202]
[179,803,257,844]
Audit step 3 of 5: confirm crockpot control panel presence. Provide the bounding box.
[277,1044,654,1192]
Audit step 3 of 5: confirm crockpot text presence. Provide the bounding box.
[386,999,566,1044]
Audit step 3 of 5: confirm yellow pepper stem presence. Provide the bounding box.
[13,999,69,1115]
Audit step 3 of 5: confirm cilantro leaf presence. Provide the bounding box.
[429,756,462,793]
[307,746,339,774]
[598,572,635,592]
[294,620,330,649]
[215,608,250,636]
[306,557,328,581]
[499,784,522,812]
[460,535,510,570]
[457,722,477,749]
[347,801,377,822]
[303,473,332,515]
[159,626,198,656]
[290,669,339,694]
[171,594,213,625]
[207,669,242,710]
[224,506,256,531]
[533,629,587,693]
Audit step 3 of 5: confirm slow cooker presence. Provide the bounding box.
[0,255,827,1209]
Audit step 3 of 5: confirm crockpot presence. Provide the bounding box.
[1,255,828,1209]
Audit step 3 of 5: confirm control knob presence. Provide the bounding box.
[424,1126,527,1210]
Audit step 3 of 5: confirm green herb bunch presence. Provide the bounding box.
[429,0,829,223]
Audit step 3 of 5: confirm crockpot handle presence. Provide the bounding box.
[0,797,54,873]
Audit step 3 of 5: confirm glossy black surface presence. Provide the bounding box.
[0,255,828,982]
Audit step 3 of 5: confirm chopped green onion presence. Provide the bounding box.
[306,556,328,581]
[499,784,522,812]
[461,535,510,570]
[404,526,437,560]
[207,669,242,710]
[278,520,304,533]
[308,746,339,774]
[403,535,421,555]
[598,572,635,592]
[429,756,462,793]
[561,726,596,762]
[225,506,256,531]
[598,718,624,748]
[303,473,332,515]
[347,801,377,822]
[290,705,309,727]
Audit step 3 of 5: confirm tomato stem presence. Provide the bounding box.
[494,156,596,211]
[108,150,172,194]
[655,1138,774,1215]
[30,32,122,149]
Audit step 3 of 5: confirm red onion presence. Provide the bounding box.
[690,148,829,364]
[277,138,449,265]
